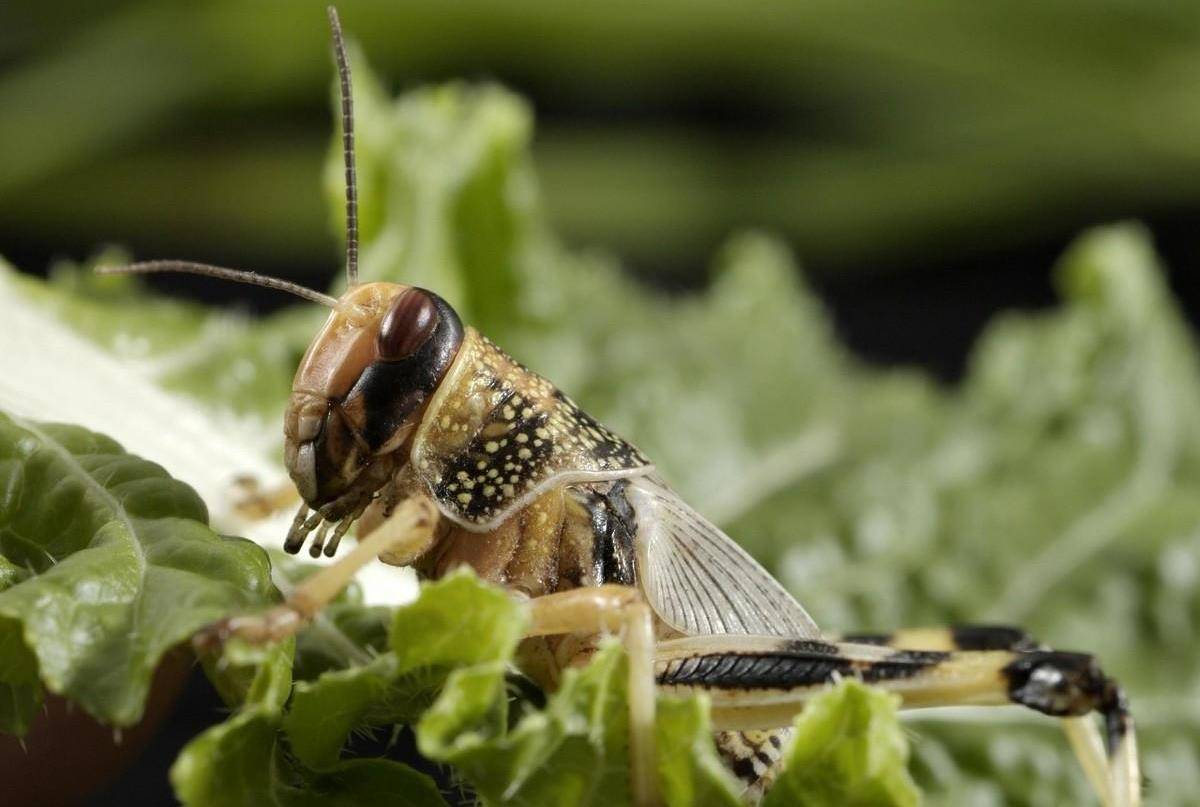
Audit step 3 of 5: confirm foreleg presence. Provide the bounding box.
[196,497,439,647]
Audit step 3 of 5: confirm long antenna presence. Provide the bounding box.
[327,6,359,287]
[98,261,340,308]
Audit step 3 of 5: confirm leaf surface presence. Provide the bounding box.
[0,412,274,727]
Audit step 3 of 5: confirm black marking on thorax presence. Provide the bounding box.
[581,480,638,586]
[433,402,557,522]
[421,334,650,526]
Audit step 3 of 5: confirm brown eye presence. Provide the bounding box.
[377,288,439,360]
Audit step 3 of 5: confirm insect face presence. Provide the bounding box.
[285,282,463,512]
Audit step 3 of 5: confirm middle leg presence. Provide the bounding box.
[523,585,661,807]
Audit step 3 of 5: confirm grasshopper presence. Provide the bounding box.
[102,8,1140,806]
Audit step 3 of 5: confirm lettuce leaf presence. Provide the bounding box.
[762,681,918,807]
[185,570,750,807]
[0,412,275,729]
[171,639,446,807]
[8,255,320,421]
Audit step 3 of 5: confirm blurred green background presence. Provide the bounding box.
[5,2,1200,805]
[6,0,1200,373]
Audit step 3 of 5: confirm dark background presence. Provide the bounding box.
[5,1,1200,382]
[3,1,1199,802]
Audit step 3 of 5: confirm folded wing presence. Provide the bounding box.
[625,476,821,639]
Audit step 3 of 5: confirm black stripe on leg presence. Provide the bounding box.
[785,639,841,655]
[659,652,852,689]
[730,755,757,782]
[861,650,950,682]
[952,624,1040,652]
[840,632,893,646]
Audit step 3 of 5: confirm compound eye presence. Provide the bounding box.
[377,288,439,361]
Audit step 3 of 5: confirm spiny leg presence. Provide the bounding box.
[654,634,1138,807]
[523,585,661,807]
[196,497,440,647]
[838,623,1114,803]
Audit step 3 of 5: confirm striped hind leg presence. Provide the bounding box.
[838,624,1117,804]
[654,634,1139,807]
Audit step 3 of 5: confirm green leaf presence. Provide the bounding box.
[762,680,919,807]
[0,411,275,728]
[388,568,529,672]
[285,570,527,771]
[418,641,633,806]
[0,624,40,735]
[172,640,297,807]
[0,555,39,734]
[286,571,743,807]
[174,638,446,807]
[6,256,321,421]
[655,696,742,807]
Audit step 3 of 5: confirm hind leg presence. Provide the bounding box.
[655,633,1139,807]
[837,624,1118,805]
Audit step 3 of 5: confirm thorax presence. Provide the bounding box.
[413,478,640,599]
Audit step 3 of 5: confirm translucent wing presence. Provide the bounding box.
[625,476,822,639]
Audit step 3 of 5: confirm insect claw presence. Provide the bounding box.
[283,502,311,554]
[309,520,332,557]
[324,520,349,557]
[324,500,368,557]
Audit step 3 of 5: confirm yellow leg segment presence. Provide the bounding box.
[524,585,662,807]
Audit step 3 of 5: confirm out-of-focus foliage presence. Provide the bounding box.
[7,1,1200,276]
[3,38,1199,806]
